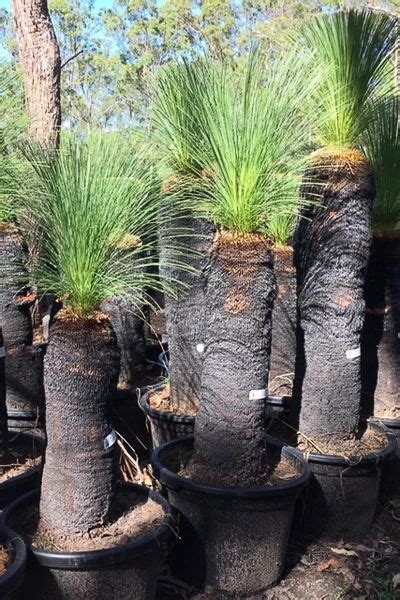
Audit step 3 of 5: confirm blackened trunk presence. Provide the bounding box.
[102,297,146,387]
[39,314,120,537]
[194,234,275,486]
[269,246,296,397]
[363,235,400,420]
[294,149,374,442]
[0,328,9,460]
[0,227,32,347]
[159,212,215,415]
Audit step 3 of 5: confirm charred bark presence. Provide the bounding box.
[39,314,120,537]
[102,297,146,388]
[159,211,215,415]
[193,234,275,486]
[363,234,400,420]
[0,328,9,461]
[294,149,374,442]
[269,246,296,397]
[12,0,61,149]
[0,227,32,347]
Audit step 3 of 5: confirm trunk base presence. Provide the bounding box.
[152,437,310,596]
[300,421,396,540]
[2,484,173,600]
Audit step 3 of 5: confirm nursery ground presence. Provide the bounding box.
[156,498,400,599]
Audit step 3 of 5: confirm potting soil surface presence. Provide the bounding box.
[13,491,164,552]
[0,545,11,576]
[298,427,388,459]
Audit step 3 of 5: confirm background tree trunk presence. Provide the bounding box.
[102,296,146,388]
[363,234,400,420]
[194,234,275,486]
[12,0,61,149]
[39,315,120,537]
[159,211,215,416]
[294,149,374,443]
[0,328,9,462]
[269,246,296,397]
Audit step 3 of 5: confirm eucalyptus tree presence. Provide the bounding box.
[294,9,397,447]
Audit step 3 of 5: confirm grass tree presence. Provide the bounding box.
[268,214,297,398]
[152,63,215,416]
[18,135,177,537]
[294,9,397,447]
[175,49,319,485]
[362,96,400,420]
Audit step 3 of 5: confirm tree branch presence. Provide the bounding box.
[60,49,84,71]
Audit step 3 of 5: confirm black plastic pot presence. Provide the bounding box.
[2,483,174,600]
[138,386,195,448]
[152,436,310,596]
[302,420,397,540]
[0,526,27,599]
[139,386,293,449]
[377,417,400,501]
[7,409,44,433]
[0,430,44,510]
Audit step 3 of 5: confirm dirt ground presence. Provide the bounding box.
[155,498,400,599]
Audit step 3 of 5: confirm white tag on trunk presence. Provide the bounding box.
[103,430,118,452]
[249,389,268,400]
[196,343,205,353]
[397,332,400,340]
[161,334,169,344]
[0,347,5,358]
[346,347,361,360]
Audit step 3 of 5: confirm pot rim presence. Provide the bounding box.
[0,431,44,492]
[375,416,400,430]
[0,525,26,593]
[152,436,311,499]
[138,385,196,425]
[303,420,397,466]
[1,482,174,571]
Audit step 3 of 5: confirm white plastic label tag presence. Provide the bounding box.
[103,430,118,452]
[0,347,5,358]
[249,389,268,400]
[346,347,361,360]
[196,343,205,353]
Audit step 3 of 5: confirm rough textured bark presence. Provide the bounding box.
[102,297,146,388]
[12,0,61,148]
[0,227,44,418]
[269,246,296,397]
[363,234,400,420]
[0,227,32,348]
[39,314,120,536]
[159,211,215,415]
[294,149,374,442]
[194,234,276,486]
[0,328,9,461]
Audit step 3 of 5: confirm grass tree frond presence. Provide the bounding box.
[151,61,212,177]
[0,65,28,225]
[17,134,193,319]
[362,95,400,231]
[302,8,397,149]
[178,48,322,239]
